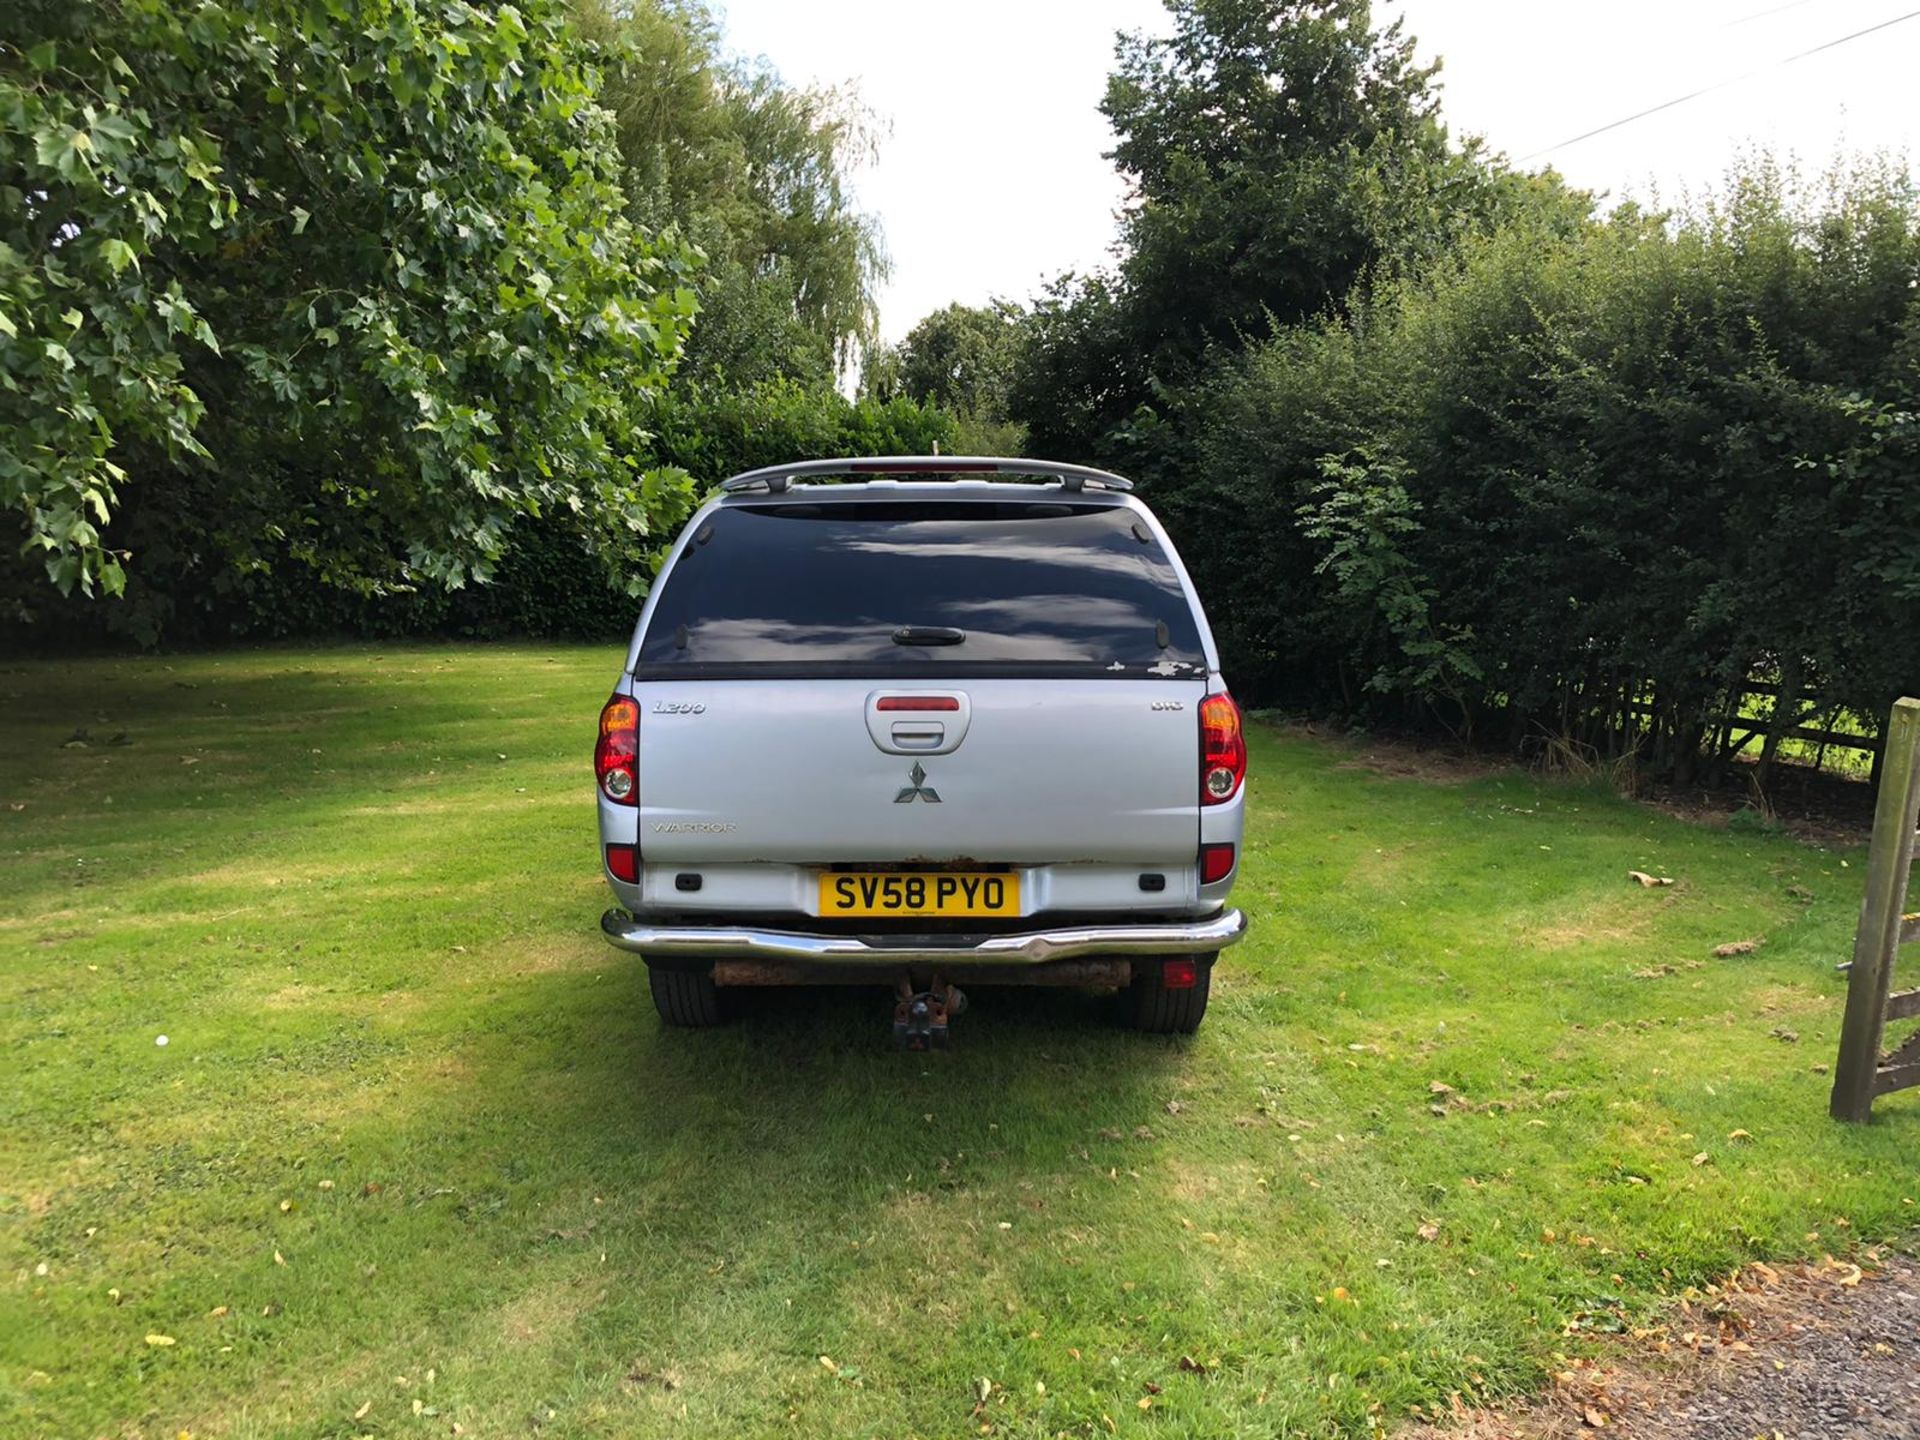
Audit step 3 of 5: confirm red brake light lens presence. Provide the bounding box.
[1199,842,1236,885]
[847,458,998,473]
[1199,693,1246,805]
[1162,957,1199,989]
[596,695,638,805]
[876,695,961,712]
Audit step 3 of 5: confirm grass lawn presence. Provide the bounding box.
[3,643,1914,1440]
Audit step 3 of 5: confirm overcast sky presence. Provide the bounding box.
[714,0,1920,343]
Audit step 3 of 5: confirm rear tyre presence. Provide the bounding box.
[1126,957,1213,1034]
[648,965,725,1027]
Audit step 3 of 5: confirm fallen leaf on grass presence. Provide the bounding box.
[1177,1355,1208,1374]
[1164,1100,1184,1115]
[1627,871,1674,888]
[353,1400,372,1420]
[1427,1080,1453,1096]
[1583,1405,1608,1427]
[1692,1152,1713,1167]
[1417,1222,1441,1242]
[1769,1027,1799,1044]
[1831,1262,1863,1287]
[273,1249,286,1265]
[145,1333,175,1347]
[1727,1129,1754,1144]
[1712,939,1759,957]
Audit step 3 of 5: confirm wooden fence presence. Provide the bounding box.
[1830,697,1920,1122]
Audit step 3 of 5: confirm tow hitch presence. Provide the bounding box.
[893,976,966,1051]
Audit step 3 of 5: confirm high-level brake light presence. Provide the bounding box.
[875,695,961,712]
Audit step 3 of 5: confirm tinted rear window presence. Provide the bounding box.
[635,500,1207,679]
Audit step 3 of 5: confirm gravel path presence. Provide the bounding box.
[1405,1253,1920,1439]
[1622,1257,1920,1439]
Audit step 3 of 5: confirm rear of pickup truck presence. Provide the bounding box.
[595,465,1246,1036]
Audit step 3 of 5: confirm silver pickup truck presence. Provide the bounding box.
[594,457,1247,1043]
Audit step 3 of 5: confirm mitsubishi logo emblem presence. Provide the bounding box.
[894,761,941,804]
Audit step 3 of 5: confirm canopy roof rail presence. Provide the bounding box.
[718,455,1135,495]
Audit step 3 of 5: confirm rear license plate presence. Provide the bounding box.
[817,871,1020,918]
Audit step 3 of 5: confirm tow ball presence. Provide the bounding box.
[893,976,966,1051]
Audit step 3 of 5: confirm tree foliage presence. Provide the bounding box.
[1,0,699,624]
[862,300,1026,452]
[569,0,886,384]
[1158,158,1920,775]
[1010,0,1556,458]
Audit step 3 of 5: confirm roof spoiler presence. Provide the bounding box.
[717,456,1135,495]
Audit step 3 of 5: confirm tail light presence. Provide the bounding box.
[596,694,638,805]
[1199,692,1246,805]
[1162,957,1199,990]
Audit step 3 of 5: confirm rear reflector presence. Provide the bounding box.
[605,844,639,883]
[1200,843,1236,885]
[876,695,961,712]
[1163,957,1198,990]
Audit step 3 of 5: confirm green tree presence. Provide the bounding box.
[866,301,1021,416]
[1009,0,1552,460]
[1169,155,1920,778]
[864,300,1026,451]
[650,378,956,484]
[1,0,697,626]
[569,0,886,385]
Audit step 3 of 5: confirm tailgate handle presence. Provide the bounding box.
[868,690,971,755]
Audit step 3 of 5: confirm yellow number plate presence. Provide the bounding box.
[818,871,1020,918]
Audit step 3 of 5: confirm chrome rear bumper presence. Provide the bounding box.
[599,908,1247,967]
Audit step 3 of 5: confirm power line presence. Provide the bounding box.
[1725,0,1825,28]
[1519,7,1920,163]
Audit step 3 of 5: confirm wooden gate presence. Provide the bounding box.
[1830,697,1920,1122]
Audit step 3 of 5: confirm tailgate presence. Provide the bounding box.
[634,678,1206,864]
